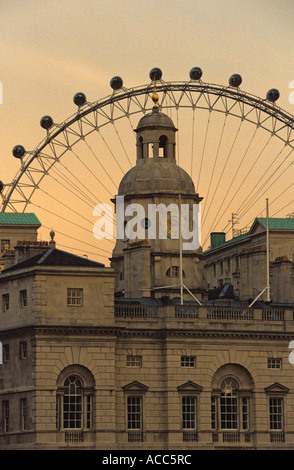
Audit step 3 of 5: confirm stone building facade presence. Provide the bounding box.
[0,107,294,450]
[204,218,294,303]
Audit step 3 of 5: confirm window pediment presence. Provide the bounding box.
[265,382,289,394]
[122,381,149,392]
[177,381,203,392]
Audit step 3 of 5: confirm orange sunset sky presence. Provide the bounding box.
[0,0,294,264]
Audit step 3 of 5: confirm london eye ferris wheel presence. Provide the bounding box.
[1,67,293,264]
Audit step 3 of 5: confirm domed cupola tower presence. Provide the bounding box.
[110,99,207,300]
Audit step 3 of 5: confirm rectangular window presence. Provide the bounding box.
[67,288,83,306]
[2,294,9,312]
[20,290,27,308]
[20,398,27,431]
[211,396,217,430]
[1,240,10,253]
[171,266,179,278]
[127,396,142,430]
[3,344,9,362]
[20,342,27,359]
[242,397,249,430]
[182,396,196,430]
[226,258,230,272]
[3,401,9,433]
[127,355,142,367]
[220,394,238,429]
[268,358,282,369]
[181,355,196,368]
[86,395,92,429]
[220,261,223,275]
[269,397,283,430]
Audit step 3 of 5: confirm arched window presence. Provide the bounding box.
[166,266,185,278]
[63,376,83,429]
[159,135,168,158]
[220,378,239,429]
[138,136,144,159]
[56,366,94,431]
[211,365,254,438]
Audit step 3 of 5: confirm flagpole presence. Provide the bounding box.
[179,194,183,305]
[266,198,270,302]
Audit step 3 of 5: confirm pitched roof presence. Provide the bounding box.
[2,247,105,273]
[256,217,294,230]
[204,232,248,254]
[0,213,41,226]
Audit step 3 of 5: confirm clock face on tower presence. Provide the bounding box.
[159,212,189,240]
[159,212,180,239]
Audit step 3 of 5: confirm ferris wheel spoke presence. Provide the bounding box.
[42,224,112,253]
[202,119,243,226]
[196,111,211,190]
[111,121,132,167]
[2,74,294,259]
[238,149,294,221]
[203,126,259,244]
[202,114,228,219]
[236,145,291,219]
[190,108,196,178]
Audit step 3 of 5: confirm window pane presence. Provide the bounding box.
[220,379,239,430]
[211,396,217,430]
[67,288,83,306]
[127,396,142,430]
[182,396,196,430]
[63,376,83,429]
[269,397,283,430]
[242,397,249,430]
[181,356,196,367]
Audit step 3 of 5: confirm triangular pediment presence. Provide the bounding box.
[177,381,203,392]
[122,381,149,392]
[264,382,289,394]
[248,218,264,236]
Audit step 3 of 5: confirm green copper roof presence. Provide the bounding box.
[204,232,249,253]
[0,213,41,226]
[257,217,294,230]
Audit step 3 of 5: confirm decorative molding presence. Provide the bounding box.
[177,381,203,392]
[122,381,149,392]
[264,382,289,394]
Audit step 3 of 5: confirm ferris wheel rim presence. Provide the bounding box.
[1,78,294,213]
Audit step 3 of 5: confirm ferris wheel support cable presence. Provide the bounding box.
[37,187,115,242]
[31,201,115,241]
[50,166,99,207]
[270,196,294,217]
[112,121,132,167]
[226,181,294,236]
[236,146,294,220]
[218,132,273,233]
[97,129,125,174]
[196,111,211,190]
[237,151,294,223]
[57,243,111,260]
[41,224,113,256]
[203,119,243,225]
[82,139,117,193]
[66,142,118,197]
[52,156,115,215]
[190,107,196,179]
[202,113,228,219]
[2,79,294,222]
[203,126,259,244]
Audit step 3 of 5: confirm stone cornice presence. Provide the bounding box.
[0,324,293,341]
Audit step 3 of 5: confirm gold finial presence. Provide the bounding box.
[152,78,159,108]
